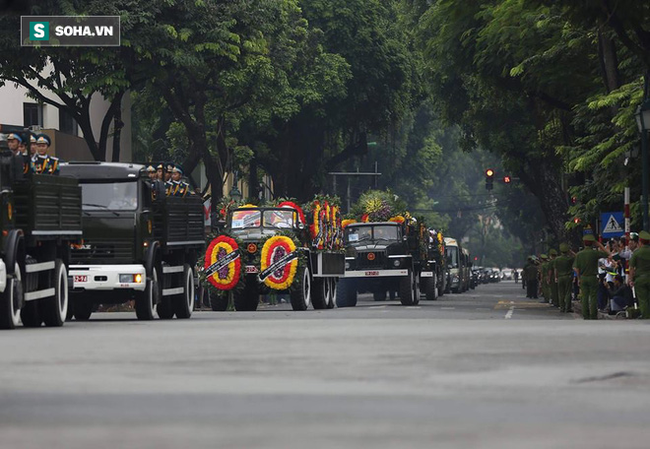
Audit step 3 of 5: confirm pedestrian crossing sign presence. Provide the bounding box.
[601,212,624,238]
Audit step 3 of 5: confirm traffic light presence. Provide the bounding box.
[485,169,495,190]
[503,176,511,184]
[573,217,581,224]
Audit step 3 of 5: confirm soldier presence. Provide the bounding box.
[6,133,28,179]
[574,234,610,320]
[146,165,157,181]
[539,254,549,303]
[628,231,650,319]
[164,163,174,196]
[29,133,37,161]
[156,163,165,181]
[30,134,60,175]
[171,165,191,197]
[548,249,559,307]
[524,256,538,299]
[554,243,575,313]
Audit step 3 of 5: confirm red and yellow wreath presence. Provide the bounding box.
[204,235,242,291]
[259,235,299,290]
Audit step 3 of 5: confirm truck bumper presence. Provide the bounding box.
[69,264,147,291]
[342,269,409,278]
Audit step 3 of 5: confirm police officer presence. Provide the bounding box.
[629,231,650,319]
[539,254,549,303]
[574,234,610,320]
[554,243,575,313]
[524,256,538,299]
[31,134,60,175]
[548,249,559,307]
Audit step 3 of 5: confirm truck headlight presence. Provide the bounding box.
[120,274,143,283]
[345,262,350,270]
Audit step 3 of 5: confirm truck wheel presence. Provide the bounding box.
[20,301,41,327]
[135,267,159,320]
[290,266,311,311]
[335,279,357,308]
[373,290,387,301]
[422,275,437,300]
[326,278,336,309]
[399,271,415,306]
[0,262,23,329]
[173,264,194,319]
[389,290,396,300]
[210,291,229,311]
[412,274,421,305]
[234,282,259,311]
[311,278,327,310]
[73,295,94,321]
[41,260,68,327]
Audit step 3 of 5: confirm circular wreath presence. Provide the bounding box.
[260,235,300,290]
[204,235,243,291]
[277,201,306,225]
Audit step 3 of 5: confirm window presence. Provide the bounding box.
[80,182,139,211]
[59,108,78,135]
[23,103,43,127]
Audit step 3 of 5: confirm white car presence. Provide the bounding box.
[501,268,513,280]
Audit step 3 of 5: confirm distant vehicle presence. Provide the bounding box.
[489,268,501,283]
[501,268,513,280]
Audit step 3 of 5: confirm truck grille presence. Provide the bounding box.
[70,238,134,263]
[356,251,385,269]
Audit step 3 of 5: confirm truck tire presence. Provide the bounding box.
[20,301,41,327]
[326,278,336,309]
[0,262,23,329]
[399,271,417,306]
[210,292,229,311]
[234,282,259,311]
[373,290,387,301]
[311,278,328,310]
[41,260,69,327]
[173,264,194,319]
[290,266,312,311]
[335,279,357,308]
[135,267,159,320]
[73,295,94,321]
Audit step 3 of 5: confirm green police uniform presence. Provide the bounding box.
[630,231,650,319]
[539,256,549,302]
[548,250,559,307]
[573,236,608,320]
[524,259,538,298]
[554,244,575,313]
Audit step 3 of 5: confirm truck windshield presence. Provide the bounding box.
[446,246,459,268]
[231,210,262,229]
[80,182,138,211]
[345,225,399,243]
[263,210,295,229]
[231,209,296,230]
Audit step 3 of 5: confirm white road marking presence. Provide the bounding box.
[441,307,456,310]
[505,306,515,319]
[406,306,421,310]
[369,306,387,310]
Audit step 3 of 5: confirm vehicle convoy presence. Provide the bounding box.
[0,140,82,329]
[421,229,447,300]
[336,218,426,307]
[60,162,204,321]
[203,198,345,311]
[444,237,470,293]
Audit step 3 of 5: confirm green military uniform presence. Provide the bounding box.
[548,250,559,307]
[573,235,608,320]
[630,231,650,319]
[539,255,549,303]
[554,244,575,313]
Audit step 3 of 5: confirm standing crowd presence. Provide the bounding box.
[521,231,650,320]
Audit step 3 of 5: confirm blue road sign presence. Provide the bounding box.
[601,212,625,238]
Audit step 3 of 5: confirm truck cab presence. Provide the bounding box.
[61,162,204,321]
[337,222,420,307]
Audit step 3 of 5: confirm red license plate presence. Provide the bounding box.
[245,266,258,274]
[365,271,380,276]
[74,275,87,283]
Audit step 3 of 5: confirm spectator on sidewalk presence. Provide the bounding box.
[606,274,634,313]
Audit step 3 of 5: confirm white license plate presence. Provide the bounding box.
[245,266,258,274]
[74,275,87,283]
[365,271,380,276]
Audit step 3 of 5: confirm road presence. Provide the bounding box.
[2,280,650,449]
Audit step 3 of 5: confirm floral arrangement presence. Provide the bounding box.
[259,235,300,290]
[204,235,243,291]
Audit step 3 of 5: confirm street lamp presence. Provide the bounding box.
[229,171,242,202]
[635,92,650,231]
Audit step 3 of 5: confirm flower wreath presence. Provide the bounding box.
[247,232,306,291]
[199,234,246,298]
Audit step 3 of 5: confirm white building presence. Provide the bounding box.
[0,81,131,161]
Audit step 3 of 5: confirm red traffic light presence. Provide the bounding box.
[573,217,581,224]
[485,169,495,177]
[503,176,511,183]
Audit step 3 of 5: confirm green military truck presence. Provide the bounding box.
[420,230,447,300]
[0,141,82,329]
[60,162,204,321]
[336,221,423,307]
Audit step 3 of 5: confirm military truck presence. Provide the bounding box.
[420,230,447,300]
[209,204,344,311]
[0,140,82,329]
[60,162,204,321]
[336,221,423,307]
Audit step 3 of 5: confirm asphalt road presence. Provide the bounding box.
[2,280,650,449]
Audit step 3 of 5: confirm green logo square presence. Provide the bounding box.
[29,22,49,41]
